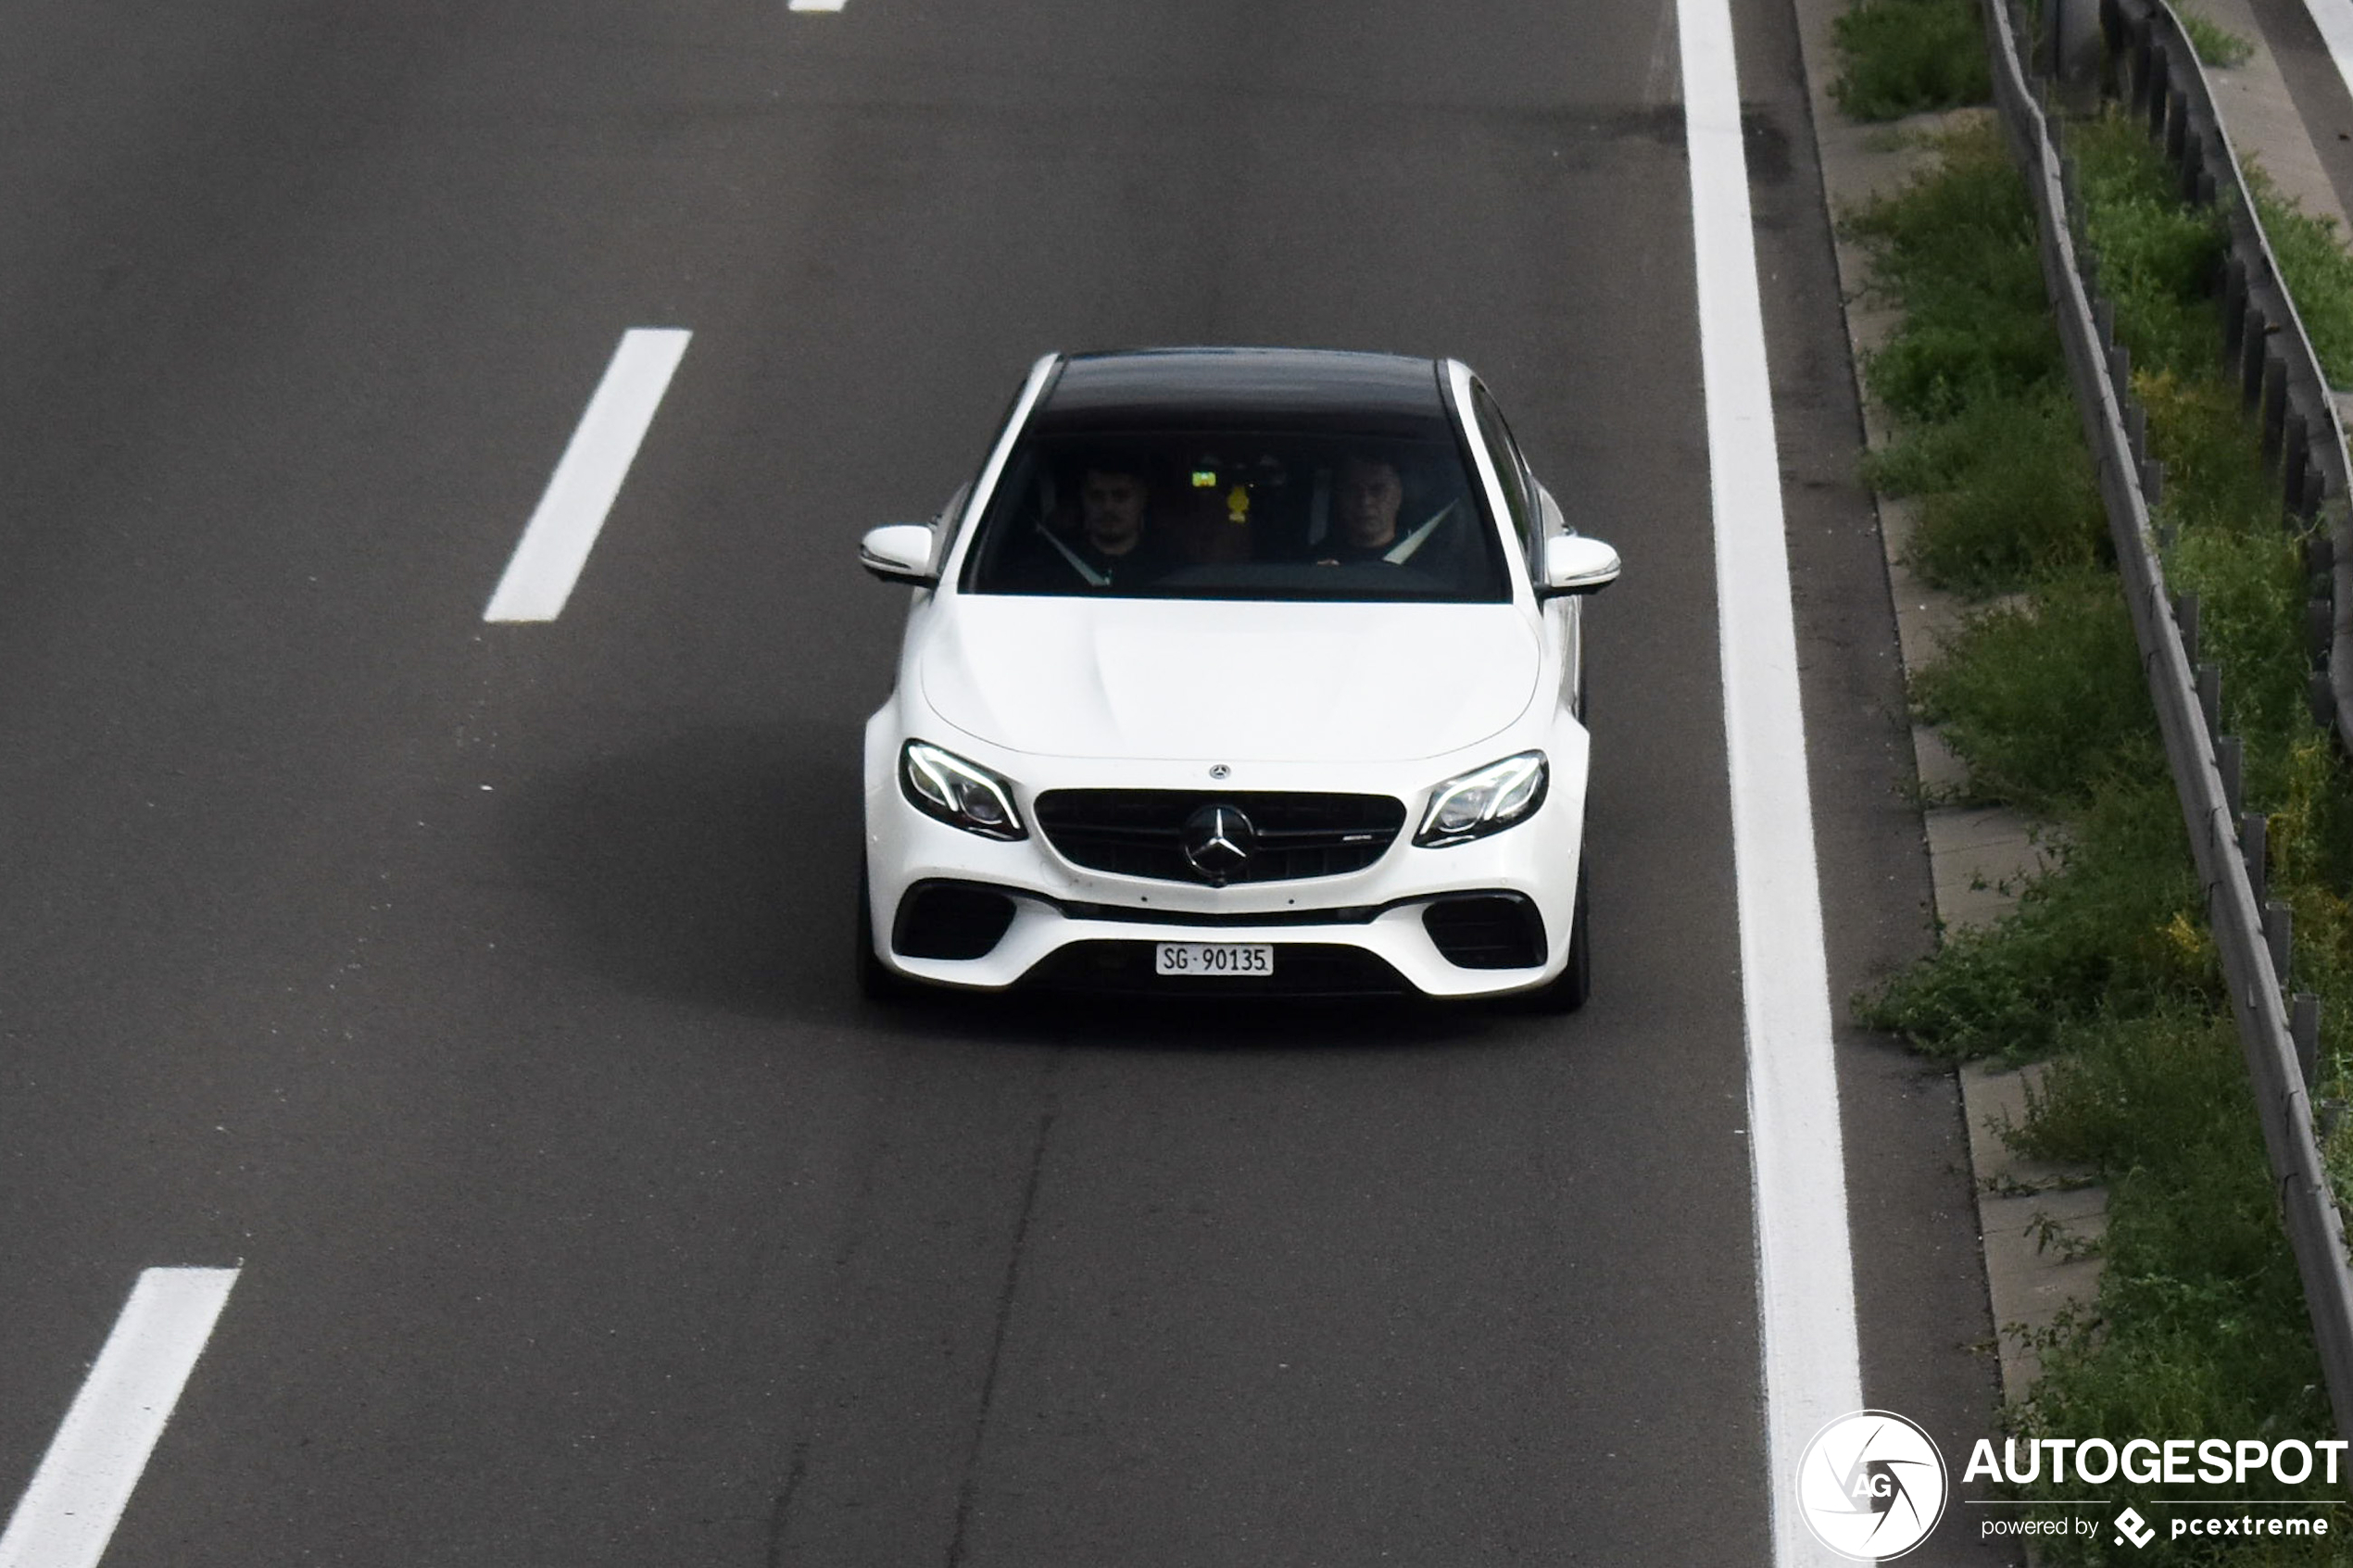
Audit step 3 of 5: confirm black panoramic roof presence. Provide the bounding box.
[1030,348,1453,435]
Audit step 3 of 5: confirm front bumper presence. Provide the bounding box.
[861,731,1589,999]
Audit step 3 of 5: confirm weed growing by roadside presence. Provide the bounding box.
[1831,0,1994,120]
[2250,174,2353,386]
[2177,3,2255,69]
[1846,119,2108,593]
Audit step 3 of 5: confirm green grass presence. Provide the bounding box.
[2250,171,2353,387]
[1849,107,2353,1564]
[2008,1007,2337,1547]
[1832,0,1994,120]
[1845,118,2109,595]
[2179,4,2255,69]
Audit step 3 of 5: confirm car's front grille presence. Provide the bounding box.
[1033,790,1407,884]
[1421,893,1547,969]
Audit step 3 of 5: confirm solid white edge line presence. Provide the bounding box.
[1677,0,1867,1562]
[2301,0,2353,107]
[0,1268,241,1568]
[484,327,692,623]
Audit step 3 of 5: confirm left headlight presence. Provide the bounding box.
[1415,750,1548,847]
[900,740,1027,840]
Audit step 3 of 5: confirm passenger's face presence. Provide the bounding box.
[1335,459,1403,547]
[1081,470,1148,553]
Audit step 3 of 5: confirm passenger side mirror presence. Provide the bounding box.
[1538,533,1619,597]
[860,523,937,587]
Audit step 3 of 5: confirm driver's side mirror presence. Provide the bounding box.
[860,523,937,587]
[1537,533,1620,597]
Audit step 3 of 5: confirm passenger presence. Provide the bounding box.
[1021,458,1167,589]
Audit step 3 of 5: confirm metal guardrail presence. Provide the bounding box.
[1983,0,2353,1438]
[2092,0,2353,749]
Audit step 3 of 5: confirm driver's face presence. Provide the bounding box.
[1081,470,1148,553]
[1335,458,1403,547]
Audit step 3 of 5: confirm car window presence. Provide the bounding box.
[1468,383,1538,558]
[958,428,1512,603]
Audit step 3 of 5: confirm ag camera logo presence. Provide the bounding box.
[1795,1410,1950,1560]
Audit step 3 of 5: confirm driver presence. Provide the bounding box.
[1314,453,1455,566]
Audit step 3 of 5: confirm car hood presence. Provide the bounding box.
[918,596,1542,763]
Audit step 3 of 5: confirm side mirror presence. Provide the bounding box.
[860,523,937,587]
[1538,533,1620,597]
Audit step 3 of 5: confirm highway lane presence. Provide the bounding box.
[0,1,2005,1563]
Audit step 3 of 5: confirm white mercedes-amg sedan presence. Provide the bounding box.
[856,347,1618,1007]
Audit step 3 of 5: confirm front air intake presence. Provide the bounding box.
[893,882,1018,960]
[1421,894,1547,970]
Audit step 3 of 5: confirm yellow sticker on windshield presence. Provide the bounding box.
[1226,484,1250,523]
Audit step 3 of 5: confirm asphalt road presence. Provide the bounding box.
[1,1,2009,1563]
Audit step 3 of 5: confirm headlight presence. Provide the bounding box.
[1415,750,1547,847]
[900,740,1026,840]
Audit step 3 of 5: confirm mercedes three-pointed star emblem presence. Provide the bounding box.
[1180,804,1253,884]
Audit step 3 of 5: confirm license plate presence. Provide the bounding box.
[1154,942,1275,977]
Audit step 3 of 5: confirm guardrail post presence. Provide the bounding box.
[2295,993,2323,1089]
[2219,734,2245,815]
[2244,810,2270,909]
[2288,418,2312,511]
[2177,590,2202,662]
[2269,901,2295,990]
[2128,401,2148,458]
[2265,358,2291,465]
[2224,256,2249,359]
[2199,660,2221,735]
[2311,596,2334,659]
[2309,670,2335,726]
[2244,308,2270,407]
[2145,458,2167,508]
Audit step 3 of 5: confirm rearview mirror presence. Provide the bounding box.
[1538,534,1620,597]
[860,524,937,587]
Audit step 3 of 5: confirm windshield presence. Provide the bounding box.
[957,429,1512,602]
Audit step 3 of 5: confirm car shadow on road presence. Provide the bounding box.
[499,720,1549,1051]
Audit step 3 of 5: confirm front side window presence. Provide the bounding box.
[1469,383,1538,557]
[959,429,1511,602]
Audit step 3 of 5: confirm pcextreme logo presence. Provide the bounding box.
[1794,1411,1950,1561]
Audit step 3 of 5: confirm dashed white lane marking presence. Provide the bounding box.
[1677,0,1866,1559]
[786,0,846,11]
[485,328,691,622]
[2301,0,2353,110]
[0,1268,240,1568]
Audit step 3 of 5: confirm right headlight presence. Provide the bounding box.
[900,740,1026,840]
[1415,750,1548,847]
